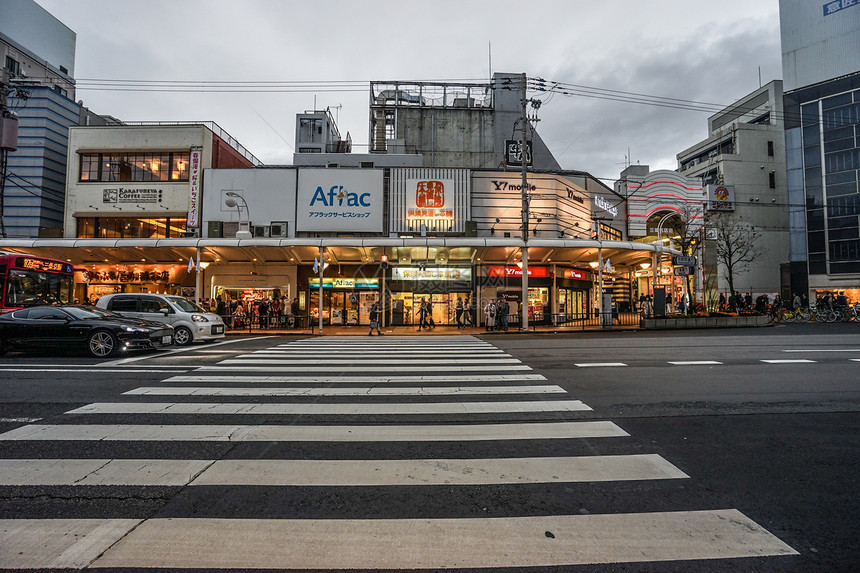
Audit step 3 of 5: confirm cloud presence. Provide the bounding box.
[536,20,782,180]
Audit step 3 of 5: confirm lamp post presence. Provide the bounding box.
[224,192,252,239]
[653,211,676,308]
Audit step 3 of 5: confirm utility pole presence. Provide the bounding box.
[0,67,19,238]
[520,72,529,332]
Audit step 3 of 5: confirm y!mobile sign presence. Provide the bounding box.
[297,169,384,232]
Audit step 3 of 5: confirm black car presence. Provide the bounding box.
[0,305,175,358]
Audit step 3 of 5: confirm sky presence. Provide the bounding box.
[35,0,783,184]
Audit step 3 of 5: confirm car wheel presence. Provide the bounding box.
[174,326,193,346]
[88,330,118,358]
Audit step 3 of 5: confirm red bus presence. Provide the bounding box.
[0,253,75,311]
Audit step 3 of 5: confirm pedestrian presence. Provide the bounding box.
[499,298,509,331]
[258,298,269,329]
[485,299,496,331]
[368,300,383,335]
[426,299,435,329]
[271,296,281,327]
[792,292,801,310]
[455,297,464,329]
[415,298,428,331]
[466,297,476,326]
[290,297,300,329]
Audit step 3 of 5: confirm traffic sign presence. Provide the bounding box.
[672,255,697,267]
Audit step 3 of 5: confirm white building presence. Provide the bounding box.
[678,80,789,299]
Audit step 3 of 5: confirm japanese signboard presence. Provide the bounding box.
[406,179,455,220]
[186,148,202,228]
[297,169,384,232]
[391,267,472,281]
[706,184,735,211]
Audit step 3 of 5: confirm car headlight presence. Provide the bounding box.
[121,325,150,333]
[192,314,209,322]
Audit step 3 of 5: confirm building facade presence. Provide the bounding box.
[1,0,79,238]
[780,0,860,301]
[678,80,789,299]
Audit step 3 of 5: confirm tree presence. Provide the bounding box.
[708,212,764,312]
[666,204,704,312]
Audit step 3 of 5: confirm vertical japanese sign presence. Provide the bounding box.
[186,148,202,229]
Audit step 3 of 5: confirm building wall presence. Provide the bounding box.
[0,0,76,80]
[202,168,297,237]
[63,125,216,236]
[5,87,80,237]
[779,0,860,92]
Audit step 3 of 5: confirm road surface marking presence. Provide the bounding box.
[99,337,263,365]
[760,359,817,364]
[0,454,686,487]
[574,363,627,367]
[782,349,860,352]
[162,373,548,384]
[191,454,688,486]
[194,365,533,372]
[66,400,592,416]
[123,385,568,397]
[0,459,213,486]
[0,421,628,442]
[668,361,723,365]
[0,519,142,569]
[216,357,523,365]
[85,511,797,569]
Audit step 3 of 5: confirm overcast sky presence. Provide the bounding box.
[36,0,783,183]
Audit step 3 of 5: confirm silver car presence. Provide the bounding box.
[97,293,225,346]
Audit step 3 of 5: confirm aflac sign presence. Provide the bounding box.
[297,169,384,232]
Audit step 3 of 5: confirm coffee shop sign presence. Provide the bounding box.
[594,195,618,217]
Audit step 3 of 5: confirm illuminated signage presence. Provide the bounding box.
[16,258,72,274]
[406,180,454,219]
[487,266,551,278]
[308,278,379,289]
[186,148,202,228]
[563,268,589,281]
[594,195,618,217]
[391,267,472,281]
[706,184,735,212]
[297,169,383,232]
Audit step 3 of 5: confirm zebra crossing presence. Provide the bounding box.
[0,335,798,569]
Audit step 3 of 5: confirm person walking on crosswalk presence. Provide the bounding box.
[416,298,429,331]
[368,301,383,335]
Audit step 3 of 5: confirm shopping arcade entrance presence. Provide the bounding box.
[0,237,678,330]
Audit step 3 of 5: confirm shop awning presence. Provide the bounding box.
[0,237,679,271]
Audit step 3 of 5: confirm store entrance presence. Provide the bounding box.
[310,290,378,325]
[390,292,472,326]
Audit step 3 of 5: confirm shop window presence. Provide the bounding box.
[78,152,191,182]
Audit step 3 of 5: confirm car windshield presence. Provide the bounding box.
[63,306,124,320]
[166,296,206,313]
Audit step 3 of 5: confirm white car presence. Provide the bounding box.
[97,293,225,346]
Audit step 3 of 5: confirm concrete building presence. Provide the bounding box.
[367,73,561,171]
[780,0,860,301]
[677,80,789,300]
[0,0,78,238]
[614,166,704,309]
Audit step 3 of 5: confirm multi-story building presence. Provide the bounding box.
[0,0,79,238]
[780,0,860,301]
[677,80,789,299]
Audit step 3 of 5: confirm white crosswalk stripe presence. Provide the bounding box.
[0,335,797,569]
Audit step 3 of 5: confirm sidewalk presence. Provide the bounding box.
[225,322,641,337]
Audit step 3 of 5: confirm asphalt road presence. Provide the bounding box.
[0,323,857,571]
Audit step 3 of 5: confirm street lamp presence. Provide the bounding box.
[652,211,676,311]
[224,192,252,239]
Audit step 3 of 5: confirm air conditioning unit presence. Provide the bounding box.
[207,221,223,238]
[253,225,270,238]
[270,222,288,237]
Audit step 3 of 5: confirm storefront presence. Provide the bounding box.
[79,264,185,304]
[308,276,381,326]
[387,266,473,326]
[557,268,592,317]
